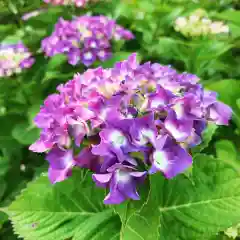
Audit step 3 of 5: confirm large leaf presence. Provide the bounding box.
[119,175,160,240]
[112,177,155,239]
[6,170,121,240]
[115,154,240,239]
[215,10,240,25]
[158,154,240,239]
[215,140,240,174]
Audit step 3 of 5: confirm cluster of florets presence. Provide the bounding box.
[174,9,229,37]
[30,54,232,204]
[0,42,35,77]
[43,0,98,7]
[41,16,134,66]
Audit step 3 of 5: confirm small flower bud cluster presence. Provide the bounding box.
[43,0,98,7]
[41,16,134,66]
[0,43,35,77]
[174,9,229,37]
[22,9,46,21]
[30,54,232,204]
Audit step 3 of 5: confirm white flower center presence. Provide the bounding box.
[90,42,97,48]
[61,150,73,167]
[151,99,165,108]
[173,102,184,119]
[165,121,187,140]
[116,170,131,183]
[84,52,93,60]
[110,130,127,148]
[98,50,105,58]
[138,129,155,145]
[175,17,187,27]
[153,151,169,171]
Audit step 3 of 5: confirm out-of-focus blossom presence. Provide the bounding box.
[41,16,134,66]
[174,9,229,37]
[22,9,46,21]
[30,53,232,204]
[0,42,35,77]
[44,0,99,8]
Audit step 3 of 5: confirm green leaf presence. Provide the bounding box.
[113,178,150,230]
[46,54,67,71]
[0,24,17,42]
[215,140,240,174]
[216,10,240,25]
[0,180,6,200]
[0,155,10,178]
[192,123,218,154]
[149,37,181,60]
[12,122,40,145]
[0,211,8,230]
[119,175,160,240]
[215,140,237,162]
[43,71,74,83]
[196,41,233,61]
[27,103,41,125]
[157,154,240,239]
[99,52,142,68]
[6,170,121,240]
[73,210,120,240]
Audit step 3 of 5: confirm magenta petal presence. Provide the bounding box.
[118,182,140,200]
[208,102,232,125]
[129,171,146,178]
[104,190,126,205]
[46,147,73,170]
[163,148,192,179]
[92,173,112,184]
[29,140,53,153]
[48,167,72,184]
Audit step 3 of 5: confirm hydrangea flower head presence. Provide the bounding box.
[42,15,134,66]
[30,53,232,204]
[0,42,35,77]
[174,9,229,37]
[43,0,98,7]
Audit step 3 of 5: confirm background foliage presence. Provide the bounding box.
[0,0,240,239]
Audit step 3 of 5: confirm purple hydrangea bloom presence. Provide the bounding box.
[0,42,35,77]
[149,135,192,178]
[41,16,134,66]
[30,53,232,204]
[46,147,74,183]
[93,164,146,204]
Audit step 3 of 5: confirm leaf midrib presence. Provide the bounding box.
[159,195,240,212]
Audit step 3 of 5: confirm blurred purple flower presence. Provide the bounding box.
[0,42,35,77]
[41,16,134,66]
[43,0,98,7]
[22,9,46,21]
